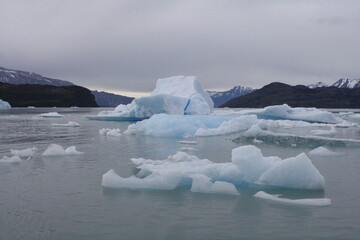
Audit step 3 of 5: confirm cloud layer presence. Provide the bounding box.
[1,0,359,92]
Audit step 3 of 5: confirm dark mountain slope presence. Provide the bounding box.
[0,82,98,107]
[221,82,360,108]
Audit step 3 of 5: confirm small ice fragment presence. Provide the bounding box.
[39,112,63,118]
[52,121,80,127]
[253,139,263,144]
[0,155,21,163]
[10,147,37,157]
[308,147,344,157]
[180,147,198,152]
[42,144,83,156]
[190,174,239,195]
[99,128,122,137]
[179,140,197,145]
[254,191,331,206]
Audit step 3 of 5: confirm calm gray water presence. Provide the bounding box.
[0,108,359,240]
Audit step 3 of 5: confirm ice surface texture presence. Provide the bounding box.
[0,99,11,110]
[42,144,83,156]
[96,76,214,119]
[102,145,325,191]
[254,191,331,206]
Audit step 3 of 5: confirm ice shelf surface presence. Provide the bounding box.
[102,145,325,191]
[308,147,344,157]
[254,191,331,206]
[42,144,83,156]
[0,99,11,110]
[11,147,37,157]
[95,76,214,120]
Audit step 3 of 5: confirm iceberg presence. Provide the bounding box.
[240,104,341,124]
[10,147,37,157]
[254,191,331,206]
[39,112,63,118]
[0,99,11,110]
[308,147,344,157]
[310,126,337,136]
[102,145,325,191]
[0,155,22,163]
[52,121,80,127]
[42,144,83,156]
[92,76,214,121]
[99,128,122,137]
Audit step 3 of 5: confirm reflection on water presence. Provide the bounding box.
[0,108,359,240]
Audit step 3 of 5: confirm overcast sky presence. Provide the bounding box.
[1,0,359,96]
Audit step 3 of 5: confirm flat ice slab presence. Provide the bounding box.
[39,112,63,118]
[52,121,80,127]
[254,191,331,206]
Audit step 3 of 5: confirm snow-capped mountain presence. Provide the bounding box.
[308,82,328,89]
[332,78,360,88]
[208,86,254,107]
[0,66,74,86]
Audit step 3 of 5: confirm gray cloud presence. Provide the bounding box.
[1,0,359,93]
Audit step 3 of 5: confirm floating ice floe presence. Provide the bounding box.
[89,76,214,121]
[310,126,337,136]
[179,140,197,145]
[99,128,122,137]
[240,125,360,147]
[254,191,331,206]
[180,147,198,152]
[308,147,344,157]
[0,155,22,163]
[52,121,80,127]
[339,112,355,117]
[42,144,83,156]
[10,147,37,157]
[239,104,341,124]
[39,112,63,118]
[0,99,11,110]
[102,145,325,191]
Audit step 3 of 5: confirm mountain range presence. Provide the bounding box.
[308,78,360,89]
[207,86,254,107]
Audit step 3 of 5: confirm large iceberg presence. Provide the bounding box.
[94,76,214,120]
[102,145,325,191]
[0,99,11,110]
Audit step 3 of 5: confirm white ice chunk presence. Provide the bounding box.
[42,144,83,156]
[241,104,341,124]
[52,121,80,127]
[190,174,239,195]
[0,155,21,163]
[39,112,63,118]
[308,147,344,157]
[0,99,11,110]
[180,147,198,152]
[179,140,197,145]
[10,147,37,157]
[310,126,337,136]
[254,191,331,206]
[99,128,122,137]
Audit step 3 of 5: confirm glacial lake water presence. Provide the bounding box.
[0,108,360,240]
